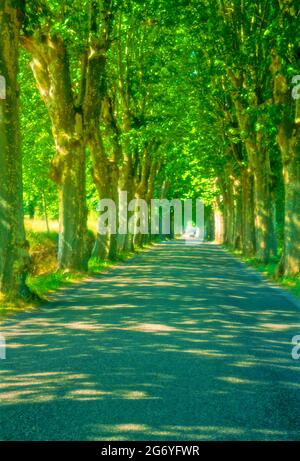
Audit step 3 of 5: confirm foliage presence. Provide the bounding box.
[1,0,300,305]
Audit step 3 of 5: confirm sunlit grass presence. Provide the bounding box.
[27,250,143,302]
[0,296,38,319]
[24,218,59,233]
[0,219,158,315]
[228,247,300,299]
[278,275,300,298]
[27,270,84,298]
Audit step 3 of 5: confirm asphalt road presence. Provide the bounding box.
[1,242,300,440]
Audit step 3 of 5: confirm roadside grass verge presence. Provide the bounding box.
[227,248,300,300]
[26,247,149,300]
[0,223,157,317]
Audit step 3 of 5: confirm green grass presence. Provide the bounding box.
[1,220,157,317]
[280,276,300,298]
[228,248,300,300]
[26,230,58,245]
[28,249,142,300]
[27,270,84,298]
[0,230,156,318]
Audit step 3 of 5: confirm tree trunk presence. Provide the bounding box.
[270,53,300,276]
[118,159,135,252]
[57,141,89,271]
[253,152,276,263]
[233,99,276,262]
[232,177,242,250]
[82,3,119,261]
[277,121,300,275]
[221,176,235,247]
[89,154,120,259]
[213,197,224,244]
[0,1,32,300]
[23,34,90,271]
[241,169,256,256]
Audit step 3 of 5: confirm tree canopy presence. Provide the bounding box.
[0,0,300,302]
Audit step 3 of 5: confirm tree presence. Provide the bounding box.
[0,0,32,301]
[22,1,90,271]
[269,1,300,276]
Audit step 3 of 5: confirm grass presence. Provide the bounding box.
[279,276,300,298]
[26,247,146,300]
[0,297,38,319]
[27,271,84,298]
[228,248,300,300]
[0,219,157,317]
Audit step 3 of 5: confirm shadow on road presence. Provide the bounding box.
[1,243,300,440]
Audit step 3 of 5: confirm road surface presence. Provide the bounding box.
[1,242,300,440]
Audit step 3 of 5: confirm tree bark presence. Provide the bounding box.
[233,98,276,262]
[252,152,275,263]
[118,159,135,252]
[83,1,120,260]
[241,169,256,256]
[213,197,224,244]
[270,53,300,276]
[23,34,89,271]
[232,177,242,250]
[277,120,300,275]
[0,1,32,300]
[90,135,119,260]
[220,173,235,247]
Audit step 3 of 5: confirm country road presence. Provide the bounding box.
[1,242,300,440]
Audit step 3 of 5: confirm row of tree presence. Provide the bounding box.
[128,0,300,277]
[1,0,188,301]
[1,0,300,303]
[186,0,300,275]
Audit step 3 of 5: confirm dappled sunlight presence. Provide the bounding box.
[86,422,295,441]
[183,349,231,358]
[124,323,180,333]
[113,423,149,432]
[217,376,263,385]
[260,323,298,331]
[231,360,258,368]
[68,389,111,398]
[63,322,105,332]
[1,242,300,440]
[0,372,90,405]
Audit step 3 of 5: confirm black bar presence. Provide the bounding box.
[0,441,298,458]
